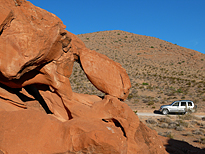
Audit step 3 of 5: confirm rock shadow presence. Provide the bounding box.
[0,83,52,114]
[24,85,52,114]
[165,138,205,154]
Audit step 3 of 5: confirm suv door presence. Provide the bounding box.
[170,101,179,112]
[187,101,194,111]
[179,101,187,112]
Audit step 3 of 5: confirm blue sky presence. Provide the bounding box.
[28,0,205,54]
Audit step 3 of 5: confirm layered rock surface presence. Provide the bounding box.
[0,0,167,153]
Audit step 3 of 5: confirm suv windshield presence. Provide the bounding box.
[172,102,179,106]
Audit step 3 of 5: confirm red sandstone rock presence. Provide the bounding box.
[80,49,131,100]
[0,0,168,153]
[0,110,127,153]
[0,108,167,154]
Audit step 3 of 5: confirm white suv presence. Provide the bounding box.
[159,100,196,115]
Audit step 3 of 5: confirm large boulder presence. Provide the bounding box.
[80,49,131,100]
[0,0,65,80]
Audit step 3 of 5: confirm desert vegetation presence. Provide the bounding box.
[143,113,205,148]
[69,30,205,112]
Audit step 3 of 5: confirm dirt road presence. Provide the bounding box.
[137,111,205,118]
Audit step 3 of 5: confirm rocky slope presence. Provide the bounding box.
[69,30,205,112]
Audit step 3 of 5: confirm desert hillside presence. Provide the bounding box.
[70,30,205,112]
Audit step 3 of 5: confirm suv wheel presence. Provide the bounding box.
[162,109,169,115]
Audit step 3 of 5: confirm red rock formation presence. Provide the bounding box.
[0,97,167,154]
[80,49,131,100]
[0,0,167,153]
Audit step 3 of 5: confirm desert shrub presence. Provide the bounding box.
[176,88,183,93]
[142,82,149,85]
[186,82,191,86]
[158,117,172,123]
[181,96,185,99]
[193,99,199,104]
[139,86,144,89]
[167,134,174,139]
[192,129,203,135]
[133,99,139,104]
[147,102,154,106]
[190,120,200,126]
[146,118,157,124]
[197,137,205,144]
[142,98,149,103]
[161,101,166,104]
[128,94,133,99]
[182,132,193,136]
[146,85,153,90]
[159,123,168,128]
[178,113,199,120]
[198,127,204,131]
[201,123,205,129]
[175,126,184,131]
[164,89,176,96]
[168,122,177,129]
[164,131,174,139]
[176,120,189,128]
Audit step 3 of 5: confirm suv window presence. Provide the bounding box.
[173,102,179,106]
[181,102,186,106]
[188,102,193,106]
